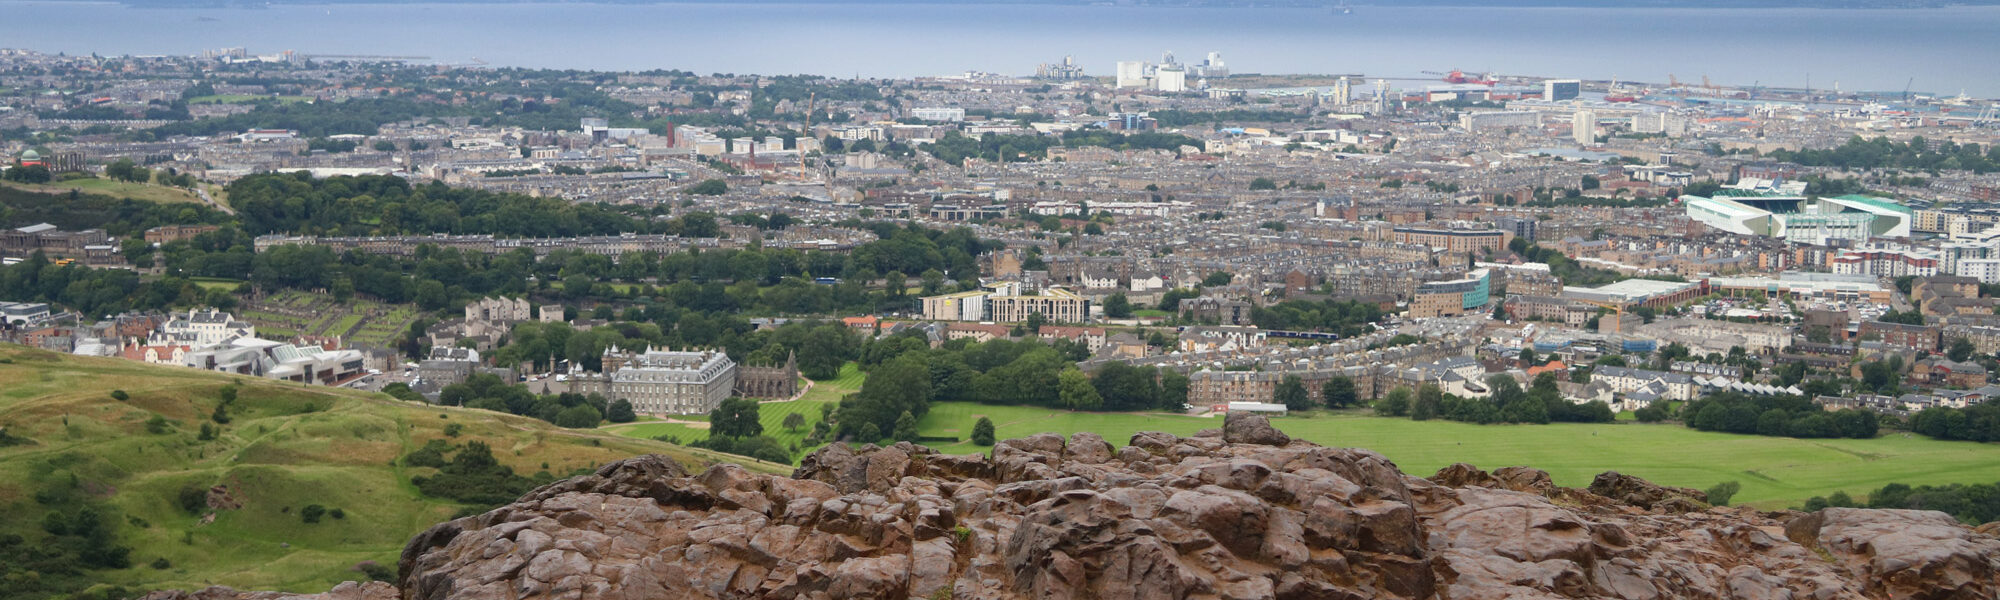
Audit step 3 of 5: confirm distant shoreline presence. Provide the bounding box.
[17,0,1997,10]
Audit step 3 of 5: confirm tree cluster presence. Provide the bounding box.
[1767,135,2000,174]
[1683,392,1879,439]
[685,397,794,463]
[405,439,558,508]
[225,173,662,237]
[1507,237,1627,287]
[1248,298,1387,336]
[1376,375,1615,425]
[436,373,607,428]
[1814,480,2000,525]
[836,336,1189,442]
[1908,401,2000,442]
[0,251,235,317]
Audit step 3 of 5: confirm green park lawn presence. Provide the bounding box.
[191,277,245,292]
[913,403,2000,509]
[610,361,2000,509]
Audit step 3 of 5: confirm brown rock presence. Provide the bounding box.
[1428,462,1498,488]
[1789,507,2000,599]
[1587,470,1710,513]
[158,423,2000,600]
[1064,431,1115,463]
[1492,466,1555,494]
[1221,413,1291,446]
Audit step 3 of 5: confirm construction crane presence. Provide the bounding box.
[1903,77,1914,103]
[1668,74,1682,89]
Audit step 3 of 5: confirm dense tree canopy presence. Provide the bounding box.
[1767,135,2000,174]
[1683,392,1878,439]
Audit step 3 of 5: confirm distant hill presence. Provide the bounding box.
[0,344,774,599]
[94,0,2000,8]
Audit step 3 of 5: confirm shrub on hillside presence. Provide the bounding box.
[1705,481,1741,506]
[690,435,791,464]
[401,439,451,468]
[355,561,395,582]
[971,417,996,446]
[177,486,208,516]
[553,404,602,428]
[607,399,637,423]
[0,427,32,447]
[409,441,550,508]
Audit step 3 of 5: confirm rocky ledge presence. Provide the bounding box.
[151,414,2000,600]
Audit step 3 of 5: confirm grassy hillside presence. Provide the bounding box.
[1,178,211,206]
[0,344,779,599]
[913,402,2000,509]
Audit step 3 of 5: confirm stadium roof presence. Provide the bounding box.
[1829,195,1912,215]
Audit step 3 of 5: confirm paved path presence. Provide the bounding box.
[199,186,236,215]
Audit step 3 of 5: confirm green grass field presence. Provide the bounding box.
[606,363,868,460]
[912,403,2000,509]
[0,344,779,596]
[190,277,245,292]
[2,178,205,205]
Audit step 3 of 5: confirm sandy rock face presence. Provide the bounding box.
[147,416,2000,600]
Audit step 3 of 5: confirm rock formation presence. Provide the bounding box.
[149,416,2000,600]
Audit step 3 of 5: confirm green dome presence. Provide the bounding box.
[19,149,40,160]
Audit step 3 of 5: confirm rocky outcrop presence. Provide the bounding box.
[1221,411,1291,446]
[1787,507,2000,599]
[1586,470,1711,514]
[152,416,2000,600]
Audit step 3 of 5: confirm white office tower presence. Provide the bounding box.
[1543,79,1582,101]
[1573,110,1597,145]
[1375,79,1390,113]
[1333,77,1351,105]
[1156,65,1188,92]
[1116,61,1148,88]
